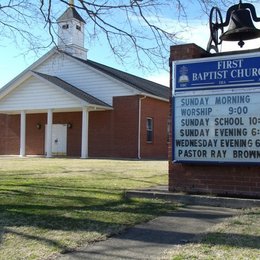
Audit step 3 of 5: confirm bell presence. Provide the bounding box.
[220,7,260,47]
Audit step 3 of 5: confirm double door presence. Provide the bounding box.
[45,124,67,156]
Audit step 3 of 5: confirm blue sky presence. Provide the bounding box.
[1,1,260,88]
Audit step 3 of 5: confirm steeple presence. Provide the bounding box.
[57,1,87,59]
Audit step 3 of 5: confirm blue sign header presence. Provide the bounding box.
[175,55,260,91]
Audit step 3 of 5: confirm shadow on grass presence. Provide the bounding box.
[0,183,175,253]
[3,228,66,251]
[200,232,260,249]
[0,185,168,214]
[0,191,167,217]
[0,215,114,253]
[0,183,259,258]
[1,170,166,187]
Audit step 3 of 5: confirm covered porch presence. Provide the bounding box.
[0,71,111,158]
[19,108,89,158]
[1,107,111,158]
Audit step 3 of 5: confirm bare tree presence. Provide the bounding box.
[0,0,238,70]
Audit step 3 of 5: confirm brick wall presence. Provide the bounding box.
[0,114,20,155]
[26,112,83,156]
[0,95,169,159]
[89,95,139,158]
[0,112,83,156]
[169,43,260,198]
[140,97,169,159]
[26,114,46,155]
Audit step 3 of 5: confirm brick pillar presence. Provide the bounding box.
[169,44,209,191]
[170,43,209,61]
[168,43,260,198]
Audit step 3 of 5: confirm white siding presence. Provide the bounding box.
[58,19,85,50]
[36,53,136,105]
[0,76,83,112]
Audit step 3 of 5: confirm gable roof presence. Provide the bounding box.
[68,54,170,101]
[33,71,111,108]
[57,7,85,23]
[0,48,170,105]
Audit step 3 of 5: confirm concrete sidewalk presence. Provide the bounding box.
[125,186,260,209]
[55,205,238,260]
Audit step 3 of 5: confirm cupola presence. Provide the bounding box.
[57,0,87,59]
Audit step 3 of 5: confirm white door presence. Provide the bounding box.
[45,124,67,156]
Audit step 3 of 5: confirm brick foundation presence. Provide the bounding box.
[169,43,260,198]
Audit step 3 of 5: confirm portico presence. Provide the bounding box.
[0,71,111,158]
[18,107,92,158]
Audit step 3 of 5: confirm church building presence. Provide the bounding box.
[0,4,169,159]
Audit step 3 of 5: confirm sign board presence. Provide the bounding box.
[173,92,260,163]
[175,54,260,92]
[173,53,260,164]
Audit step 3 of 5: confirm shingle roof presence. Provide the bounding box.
[69,55,170,101]
[57,7,85,24]
[33,71,111,108]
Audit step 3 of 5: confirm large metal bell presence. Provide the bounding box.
[220,8,260,46]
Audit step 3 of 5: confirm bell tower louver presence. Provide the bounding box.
[57,0,87,59]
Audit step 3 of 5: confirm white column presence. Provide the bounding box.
[46,109,53,158]
[20,110,26,157]
[81,107,89,158]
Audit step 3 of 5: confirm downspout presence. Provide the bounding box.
[138,95,146,159]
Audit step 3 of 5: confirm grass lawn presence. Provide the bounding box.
[0,157,174,260]
[169,207,260,260]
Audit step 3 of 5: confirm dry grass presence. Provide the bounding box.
[168,207,260,260]
[0,157,174,260]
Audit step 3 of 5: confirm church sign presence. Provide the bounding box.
[175,54,260,92]
[173,53,260,164]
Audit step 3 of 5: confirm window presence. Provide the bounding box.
[62,24,69,29]
[76,25,81,31]
[146,118,153,143]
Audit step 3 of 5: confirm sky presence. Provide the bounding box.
[1,1,260,88]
